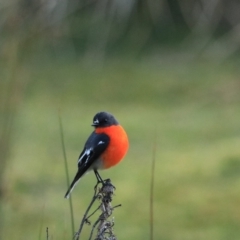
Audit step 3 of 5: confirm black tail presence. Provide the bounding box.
[64,169,85,198]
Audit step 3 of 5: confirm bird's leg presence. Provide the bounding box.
[93,170,116,192]
[94,170,104,183]
[94,170,104,191]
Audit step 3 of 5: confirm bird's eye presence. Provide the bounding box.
[104,118,108,122]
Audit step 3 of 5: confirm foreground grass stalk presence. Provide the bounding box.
[150,131,157,240]
[58,113,75,237]
[46,227,49,240]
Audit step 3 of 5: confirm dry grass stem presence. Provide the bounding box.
[75,179,119,240]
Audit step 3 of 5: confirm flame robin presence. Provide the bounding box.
[65,111,129,198]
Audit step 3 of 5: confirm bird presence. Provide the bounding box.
[64,111,129,199]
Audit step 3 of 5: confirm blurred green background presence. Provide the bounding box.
[1,0,240,239]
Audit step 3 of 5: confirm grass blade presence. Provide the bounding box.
[58,111,75,237]
[150,131,157,240]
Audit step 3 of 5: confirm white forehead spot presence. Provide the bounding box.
[93,119,99,124]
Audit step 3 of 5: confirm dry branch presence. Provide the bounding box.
[75,179,119,240]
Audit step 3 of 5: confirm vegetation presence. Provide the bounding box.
[1,0,240,239]
[1,56,240,239]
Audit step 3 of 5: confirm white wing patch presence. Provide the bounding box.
[78,148,92,165]
[85,149,91,155]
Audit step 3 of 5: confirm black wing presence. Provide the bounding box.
[78,132,110,168]
[64,132,110,198]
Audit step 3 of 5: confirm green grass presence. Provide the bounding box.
[1,57,240,239]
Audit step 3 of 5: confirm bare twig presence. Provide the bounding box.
[74,188,99,240]
[86,205,101,220]
[89,218,101,240]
